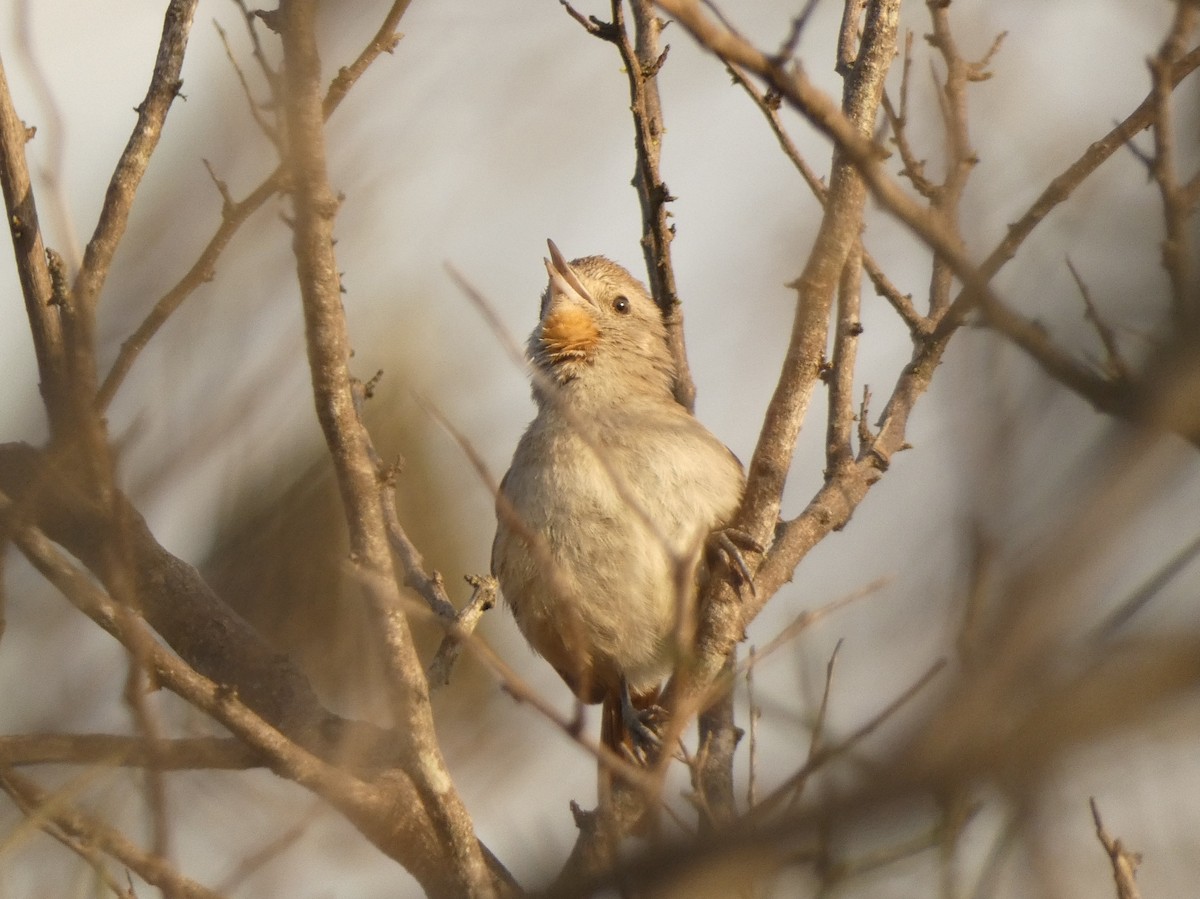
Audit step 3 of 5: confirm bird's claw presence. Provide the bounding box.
[708,527,761,597]
[620,686,664,764]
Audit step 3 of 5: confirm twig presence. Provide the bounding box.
[277,5,493,894]
[323,0,411,117]
[426,574,497,688]
[882,34,936,199]
[214,17,280,147]
[1147,2,1198,326]
[0,768,227,899]
[726,60,927,333]
[72,0,199,313]
[0,734,260,769]
[737,579,886,678]
[1090,798,1142,899]
[924,1,983,318]
[750,657,947,823]
[1067,256,1129,380]
[98,2,412,410]
[232,0,279,95]
[565,0,694,409]
[1098,529,1200,637]
[0,55,70,434]
[836,0,867,75]
[785,637,842,810]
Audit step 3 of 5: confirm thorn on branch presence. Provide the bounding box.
[45,248,69,308]
[652,182,677,206]
[253,8,281,34]
[202,158,234,212]
[22,122,36,143]
[1122,132,1156,177]
[643,44,670,78]
[857,384,873,447]
[362,368,384,400]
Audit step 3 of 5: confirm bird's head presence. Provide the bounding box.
[529,239,675,406]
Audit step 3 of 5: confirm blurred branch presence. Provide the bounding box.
[1148,2,1198,327]
[0,768,227,899]
[0,486,504,896]
[214,18,281,148]
[0,734,260,770]
[749,657,946,824]
[1068,256,1130,381]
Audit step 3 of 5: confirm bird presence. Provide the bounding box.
[491,239,746,761]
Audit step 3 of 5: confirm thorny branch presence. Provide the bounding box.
[276,3,495,896]
[562,0,695,410]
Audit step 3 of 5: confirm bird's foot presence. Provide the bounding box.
[620,682,664,764]
[707,527,762,597]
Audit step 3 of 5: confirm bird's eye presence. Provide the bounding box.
[612,295,631,314]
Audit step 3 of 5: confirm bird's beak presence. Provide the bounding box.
[544,239,597,309]
[538,239,600,364]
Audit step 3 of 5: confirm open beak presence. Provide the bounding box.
[544,239,597,308]
[538,239,600,364]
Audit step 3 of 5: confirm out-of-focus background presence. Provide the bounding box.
[2,1,1199,896]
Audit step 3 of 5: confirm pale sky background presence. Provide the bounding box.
[2,1,1199,897]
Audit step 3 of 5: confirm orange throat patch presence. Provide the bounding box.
[539,305,600,364]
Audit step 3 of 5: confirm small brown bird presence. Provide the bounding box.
[491,240,745,756]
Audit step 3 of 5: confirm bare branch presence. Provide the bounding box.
[276,5,493,894]
[323,0,411,117]
[0,734,260,770]
[1090,798,1143,899]
[0,55,69,433]
[727,60,927,333]
[1,768,226,899]
[1148,3,1199,324]
[1067,256,1130,381]
[214,17,280,147]
[72,0,199,313]
[98,5,411,411]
